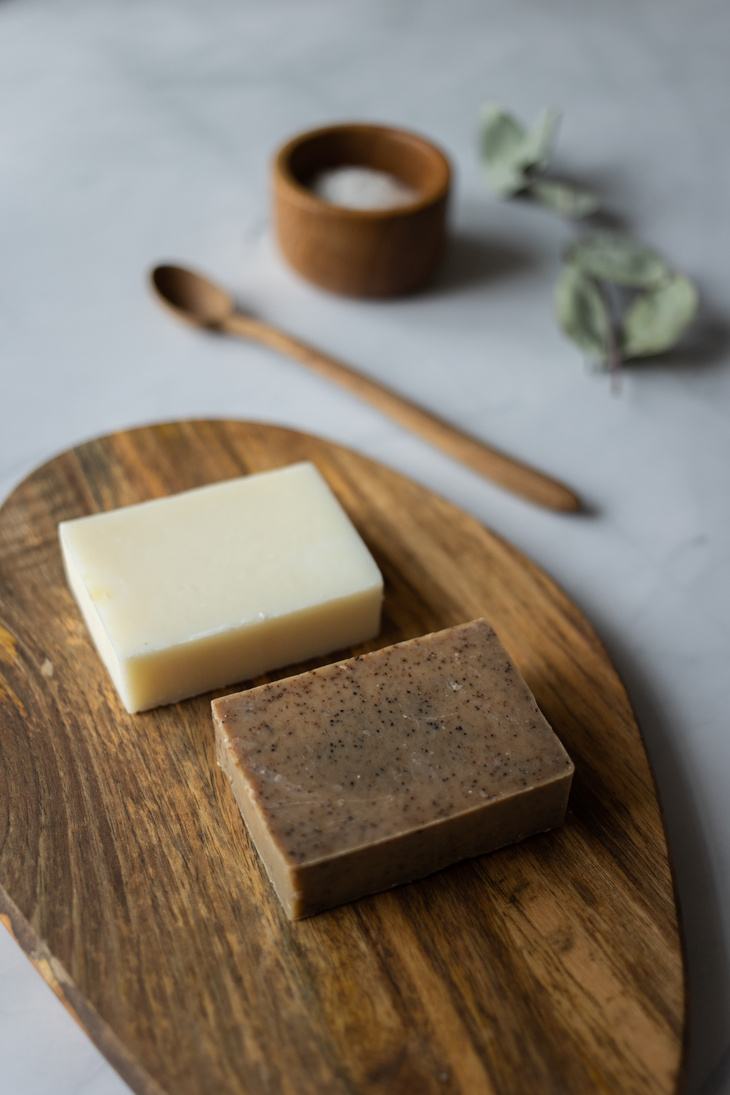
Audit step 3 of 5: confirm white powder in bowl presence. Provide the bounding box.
[310,166,420,210]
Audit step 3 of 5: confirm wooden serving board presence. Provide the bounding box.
[0,420,685,1095]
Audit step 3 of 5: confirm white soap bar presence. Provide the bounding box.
[59,462,383,713]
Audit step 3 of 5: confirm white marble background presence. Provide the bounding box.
[1,0,729,1092]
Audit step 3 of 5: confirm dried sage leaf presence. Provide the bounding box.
[484,157,530,197]
[520,107,560,172]
[480,103,558,196]
[480,103,530,195]
[567,232,668,287]
[478,101,701,380]
[555,264,612,360]
[530,179,601,218]
[622,274,698,357]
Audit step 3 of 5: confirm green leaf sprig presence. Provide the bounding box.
[479,104,699,382]
[480,102,600,216]
[556,234,698,377]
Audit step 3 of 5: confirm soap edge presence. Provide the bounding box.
[216,702,572,920]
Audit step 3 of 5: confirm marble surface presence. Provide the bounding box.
[1,0,729,1092]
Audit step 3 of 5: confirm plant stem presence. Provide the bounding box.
[597,277,624,394]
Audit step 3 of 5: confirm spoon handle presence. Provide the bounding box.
[223,312,580,512]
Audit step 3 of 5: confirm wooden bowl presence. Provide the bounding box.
[272,122,451,298]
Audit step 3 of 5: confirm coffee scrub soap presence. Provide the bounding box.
[213,618,574,919]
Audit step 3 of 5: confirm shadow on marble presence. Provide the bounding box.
[597,623,730,1095]
[430,229,537,294]
[430,167,627,299]
[703,1046,730,1095]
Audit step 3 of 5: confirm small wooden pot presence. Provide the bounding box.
[272,122,451,298]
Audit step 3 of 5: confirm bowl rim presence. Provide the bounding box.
[272,121,451,219]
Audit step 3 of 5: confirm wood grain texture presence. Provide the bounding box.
[0,420,686,1095]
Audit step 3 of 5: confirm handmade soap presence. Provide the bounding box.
[213,618,574,919]
[59,462,383,713]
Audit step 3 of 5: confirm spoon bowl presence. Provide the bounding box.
[152,264,234,328]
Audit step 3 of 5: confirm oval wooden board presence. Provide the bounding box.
[0,420,686,1095]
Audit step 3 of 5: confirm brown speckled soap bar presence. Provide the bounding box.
[212,618,574,919]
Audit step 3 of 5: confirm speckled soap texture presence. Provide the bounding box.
[212,618,574,919]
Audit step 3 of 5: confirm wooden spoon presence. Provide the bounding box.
[150,263,580,512]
